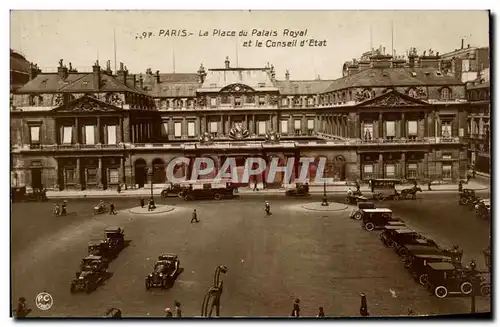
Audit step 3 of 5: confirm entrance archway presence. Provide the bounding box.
[134,158,147,188]
[152,158,166,184]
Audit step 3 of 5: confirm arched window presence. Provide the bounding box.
[407,88,418,98]
[28,94,35,106]
[440,87,452,100]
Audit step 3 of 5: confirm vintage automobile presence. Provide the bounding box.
[404,253,454,285]
[381,228,418,248]
[104,227,125,252]
[145,254,180,289]
[475,199,491,220]
[94,202,108,215]
[459,189,480,205]
[11,186,48,202]
[350,202,376,220]
[161,183,186,198]
[360,208,401,231]
[344,192,369,205]
[88,240,109,257]
[425,262,483,298]
[369,179,402,201]
[71,256,108,293]
[183,184,236,201]
[285,183,310,197]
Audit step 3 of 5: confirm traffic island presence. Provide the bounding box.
[300,201,349,212]
[128,204,176,214]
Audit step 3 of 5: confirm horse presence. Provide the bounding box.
[401,187,422,200]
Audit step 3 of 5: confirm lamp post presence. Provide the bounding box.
[321,165,329,206]
[145,167,153,199]
[468,260,477,313]
[201,265,228,317]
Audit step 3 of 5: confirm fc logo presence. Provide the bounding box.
[35,292,53,311]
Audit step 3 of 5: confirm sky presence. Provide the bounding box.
[10,10,490,80]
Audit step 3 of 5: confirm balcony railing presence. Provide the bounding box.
[13,136,462,153]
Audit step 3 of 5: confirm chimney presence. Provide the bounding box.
[420,52,441,70]
[285,69,290,80]
[105,60,112,74]
[29,62,41,80]
[92,60,101,90]
[358,59,371,70]
[197,63,206,83]
[370,53,393,68]
[131,74,136,88]
[270,64,275,81]
[156,70,160,83]
[139,73,144,90]
[117,62,128,86]
[225,56,230,69]
[57,59,68,79]
[461,39,464,49]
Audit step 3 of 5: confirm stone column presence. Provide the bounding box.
[76,158,81,190]
[120,157,125,186]
[378,153,384,178]
[196,116,201,135]
[401,112,405,138]
[357,153,361,180]
[182,117,187,137]
[220,115,224,135]
[74,117,79,144]
[424,152,429,179]
[97,117,101,144]
[378,113,383,139]
[424,111,428,137]
[97,157,103,189]
[400,152,406,179]
[118,116,123,143]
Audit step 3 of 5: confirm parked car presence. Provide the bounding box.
[183,185,236,201]
[350,202,376,220]
[78,255,108,272]
[360,208,399,231]
[285,183,310,197]
[425,262,482,298]
[459,189,480,205]
[71,256,108,293]
[104,227,125,253]
[145,254,180,289]
[404,253,454,285]
[161,183,186,198]
[11,186,48,202]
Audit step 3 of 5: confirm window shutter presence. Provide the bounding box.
[258,121,266,135]
[210,121,218,133]
[188,122,195,136]
[174,122,182,137]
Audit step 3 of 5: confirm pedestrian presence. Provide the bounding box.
[174,301,182,317]
[61,200,68,216]
[427,180,432,191]
[317,306,325,317]
[360,293,369,317]
[191,209,199,223]
[165,308,173,318]
[291,298,300,317]
[148,197,156,211]
[370,179,374,193]
[458,180,463,192]
[140,197,145,208]
[15,297,31,318]
[407,308,414,316]
[253,180,259,191]
[117,184,121,193]
[109,202,116,215]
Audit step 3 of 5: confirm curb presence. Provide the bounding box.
[128,205,175,214]
[300,203,349,212]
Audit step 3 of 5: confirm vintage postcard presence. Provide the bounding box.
[10,10,491,318]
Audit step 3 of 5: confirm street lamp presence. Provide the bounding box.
[144,167,153,199]
[201,265,228,317]
[321,165,329,206]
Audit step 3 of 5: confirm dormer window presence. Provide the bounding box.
[410,72,417,77]
[440,87,452,100]
[28,95,35,106]
[234,97,241,107]
[258,83,265,88]
[221,95,229,104]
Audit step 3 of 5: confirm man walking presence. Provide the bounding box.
[109,202,117,215]
[291,298,300,317]
[191,209,199,223]
[360,293,369,316]
[174,301,182,317]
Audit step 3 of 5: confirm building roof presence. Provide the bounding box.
[324,67,463,93]
[15,71,148,95]
[199,68,278,91]
[10,51,30,74]
[275,80,334,95]
[140,73,201,97]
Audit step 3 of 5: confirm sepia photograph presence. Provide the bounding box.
[9,9,491,318]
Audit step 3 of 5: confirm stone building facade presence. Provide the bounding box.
[11,50,471,190]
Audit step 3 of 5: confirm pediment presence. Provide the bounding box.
[220,83,255,93]
[356,90,429,108]
[52,95,122,112]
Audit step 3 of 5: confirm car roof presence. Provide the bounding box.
[387,221,405,225]
[159,253,177,259]
[384,225,406,230]
[84,255,102,260]
[406,244,440,251]
[394,228,416,234]
[415,254,451,259]
[361,208,392,213]
[427,262,456,270]
[105,227,122,232]
[88,240,103,245]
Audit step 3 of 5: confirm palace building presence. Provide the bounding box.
[11,48,472,191]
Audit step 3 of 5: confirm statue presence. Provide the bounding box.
[59,59,63,67]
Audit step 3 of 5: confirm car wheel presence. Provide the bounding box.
[177,192,184,198]
[354,212,362,220]
[394,195,400,201]
[480,284,491,296]
[161,191,168,198]
[434,286,448,298]
[398,247,408,257]
[404,259,412,269]
[388,241,397,248]
[85,284,93,294]
[419,274,428,286]
[184,194,192,201]
[365,222,375,231]
[460,281,473,295]
[214,193,221,200]
[162,279,169,289]
[460,198,469,205]
[344,198,351,204]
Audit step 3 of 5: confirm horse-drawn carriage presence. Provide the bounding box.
[285,183,310,197]
[459,189,481,206]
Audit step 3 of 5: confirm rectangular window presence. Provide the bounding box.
[259,96,265,105]
[408,121,418,136]
[174,122,182,137]
[281,98,287,106]
[294,120,301,130]
[85,125,95,145]
[30,126,40,143]
[281,120,288,134]
[234,97,241,107]
[62,126,72,144]
[441,121,452,137]
[385,164,396,178]
[307,119,314,130]
[86,168,98,184]
[210,97,217,106]
[442,164,452,179]
[161,122,168,136]
[362,123,373,140]
[188,122,195,137]
[65,168,76,185]
[108,168,119,184]
[363,164,374,179]
[210,121,218,133]
[442,152,452,159]
[308,97,314,105]
[245,95,254,103]
[386,121,395,137]
[107,125,117,145]
[258,121,266,135]
[407,163,418,179]
[221,96,230,104]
